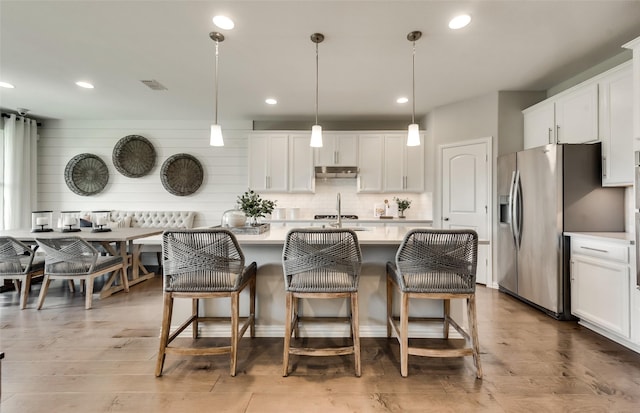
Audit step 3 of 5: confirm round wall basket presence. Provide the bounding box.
[64,153,109,196]
[160,153,203,196]
[112,134,156,178]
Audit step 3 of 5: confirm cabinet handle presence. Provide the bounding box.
[580,246,608,253]
[602,157,607,178]
[556,125,560,143]
[548,128,553,144]
[334,151,338,164]
[265,176,268,188]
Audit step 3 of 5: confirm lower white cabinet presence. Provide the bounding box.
[570,236,631,339]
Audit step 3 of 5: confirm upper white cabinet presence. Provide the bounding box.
[524,100,555,148]
[315,134,358,166]
[523,79,599,148]
[383,135,425,192]
[554,83,599,144]
[598,62,634,186]
[248,134,289,192]
[357,134,384,193]
[289,134,315,193]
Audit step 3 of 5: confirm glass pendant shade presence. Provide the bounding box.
[310,124,323,147]
[210,124,224,146]
[407,123,420,146]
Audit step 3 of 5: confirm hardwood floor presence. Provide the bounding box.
[1,274,639,412]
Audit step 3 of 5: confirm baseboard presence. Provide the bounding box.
[578,320,640,354]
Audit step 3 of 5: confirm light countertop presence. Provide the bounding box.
[564,231,635,245]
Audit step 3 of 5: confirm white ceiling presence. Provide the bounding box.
[1,0,640,124]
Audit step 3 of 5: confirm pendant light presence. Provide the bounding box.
[209,32,225,147]
[406,31,422,147]
[310,33,324,148]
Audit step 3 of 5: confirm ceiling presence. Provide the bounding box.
[1,0,640,124]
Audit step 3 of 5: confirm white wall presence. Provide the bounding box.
[38,120,433,224]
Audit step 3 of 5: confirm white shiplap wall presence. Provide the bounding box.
[37,120,433,225]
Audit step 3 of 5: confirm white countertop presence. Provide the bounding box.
[267,218,433,225]
[135,225,489,246]
[564,231,635,245]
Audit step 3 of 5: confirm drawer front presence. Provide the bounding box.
[571,238,628,263]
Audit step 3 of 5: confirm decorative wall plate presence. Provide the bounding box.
[112,134,156,178]
[64,153,109,196]
[160,153,203,196]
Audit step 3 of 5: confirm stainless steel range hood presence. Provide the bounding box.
[314,166,359,179]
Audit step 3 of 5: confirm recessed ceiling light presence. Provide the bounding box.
[449,14,471,30]
[265,98,277,105]
[0,81,15,88]
[397,97,409,104]
[213,15,234,30]
[75,81,94,89]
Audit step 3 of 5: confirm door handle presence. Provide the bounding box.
[443,217,449,221]
[602,156,607,178]
[548,127,553,144]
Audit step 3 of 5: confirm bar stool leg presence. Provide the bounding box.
[443,298,450,339]
[386,275,393,338]
[283,292,293,377]
[230,292,239,377]
[467,295,483,379]
[155,293,173,377]
[400,292,409,377]
[351,292,361,377]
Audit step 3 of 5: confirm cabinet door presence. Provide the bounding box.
[266,135,289,192]
[248,135,269,191]
[334,134,358,165]
[555,83,599,144]
[599,64,634,186]
[571,255,630,337]
[404,139,425,192]
[524,100,555,149]
[357,134,383,193]
[289,134,315,193]
[314,134,336,166]
[383,135,405,192]
[248,134,288,192]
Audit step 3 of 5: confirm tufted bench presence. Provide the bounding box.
[109,211,195,229]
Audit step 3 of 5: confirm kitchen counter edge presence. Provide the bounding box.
[563,232,635,245]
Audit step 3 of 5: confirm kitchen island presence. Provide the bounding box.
[139,225,484,338]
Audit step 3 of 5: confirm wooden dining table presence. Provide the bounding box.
[0,227,163,299]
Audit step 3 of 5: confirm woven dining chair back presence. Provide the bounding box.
[283,228,362,293]
[156,229,257,377]
[395,229,478,294]
[162,229,246,292]
[35,236,125,310]
[386,228,482,378]
[282,228,363,377]
[0,237,44,309]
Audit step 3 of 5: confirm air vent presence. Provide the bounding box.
[140,80,167,91]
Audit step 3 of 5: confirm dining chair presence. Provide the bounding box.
[156,229,257,377]
[35,237,126,310]
[0,236,44,309]
[386,228,482,378]
[282,228,362,377]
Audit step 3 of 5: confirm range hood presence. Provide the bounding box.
[314,166,359,179]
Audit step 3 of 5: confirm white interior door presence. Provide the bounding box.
[441,139,491,284]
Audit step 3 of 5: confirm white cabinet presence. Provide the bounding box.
[598,62,634,186]
[570,236,631,339]
[357,134,384,193]
[555,83,599,144]
[523,81,599,149]
[314,134,358,166]
[524,100,555,149]
[289,134,315,193]
[383,135,425,192]
[248,134,288,192]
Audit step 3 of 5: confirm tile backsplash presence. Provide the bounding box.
[264,180,432,220]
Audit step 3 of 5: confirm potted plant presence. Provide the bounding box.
[237,189,277,226]
[393,197,411,218]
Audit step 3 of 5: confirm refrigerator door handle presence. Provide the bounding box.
[508,171,517,246]
[515,170,524,247]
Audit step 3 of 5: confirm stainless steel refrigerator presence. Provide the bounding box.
[497,143,625,319]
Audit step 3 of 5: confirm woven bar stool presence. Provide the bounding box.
[0,237,44,309]
[386,229,482,378]
[35,237,125,310]
[282,228,362,377]
[156,229,256,377]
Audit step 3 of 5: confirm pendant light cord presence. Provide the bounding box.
[411,39,416,124]
[315,41,319,126]
[214,39,219,125]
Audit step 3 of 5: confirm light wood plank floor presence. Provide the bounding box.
[1,274,639,412]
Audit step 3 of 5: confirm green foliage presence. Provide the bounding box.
[393,197,412,212]
[237,189,277,221]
